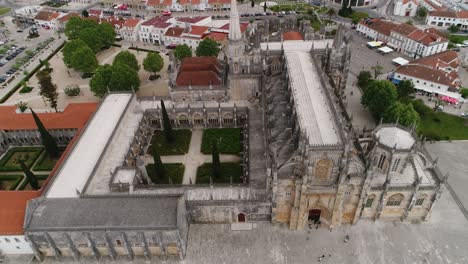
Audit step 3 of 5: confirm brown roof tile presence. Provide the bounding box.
[283,31,304,41]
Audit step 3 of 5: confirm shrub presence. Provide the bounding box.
[461,88,468,99]
[412,99,431,116]
[15,101,28,112]
[64,85,80,96]
[19,86,33,93]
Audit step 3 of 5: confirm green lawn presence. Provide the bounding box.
[418,111,468,140]
[32,151,60,171]
[146,163,184,184]
[17,174,48,190]
[0,147,43,172]
[148,129,192,155]
[448,34,468,44]
[350,11,369,22]
[0,175,23,190]
[0,7,11,16]
[196,162,243,184]
[201,128,242,154]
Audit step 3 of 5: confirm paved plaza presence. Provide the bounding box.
[145,129,241,184]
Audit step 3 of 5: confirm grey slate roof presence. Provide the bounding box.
[26,196,179,231]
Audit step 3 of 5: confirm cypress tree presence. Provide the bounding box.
[19,160,39,190]
[160,100,174,143]
[212,142,221,179]
[31,109,59,158]
[152,145,166,180]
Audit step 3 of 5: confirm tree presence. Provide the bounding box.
[448,24,460,33]
[62,39,88,68]
[251,0,254,8]
[97,22,116,48]
[36,70,58,112]
[89,64,113,97]
[195,38,220,57]
[173,44,192,61]
[113,50,140,71]
[396,80,415,99]
[81,9,89,17]
[357,71,372,89]
[371,64,384,79]
[152,145,166,180]
[31,109,59,159]
[460,88,468,99]
[64,16,83,39]
[383,102,420,127]
[143,52,164,78]
[263,1,267,12]
[327,8,336,20]
[19,160,39,190]
[433,98,446,111]
[108,63,140,92]
[416,6,427,19]
[211,142,221,179]
[361,80,398,120]
[78,27,103,53]
[160,100,174,143]
[70,46,98,75]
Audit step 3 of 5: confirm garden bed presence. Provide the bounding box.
[0,147,43,171]
[146,163,184,184]
[0,174,23,190]
[148,129,192,155]
[196,162,242,184]
[32,150,61,171]
[201,128,242,154]
[17,174,48,190]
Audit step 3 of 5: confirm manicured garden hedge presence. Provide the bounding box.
[196,162,242,184]
[149,129,192,155]
[146,163,184,184]
[0,174,23,190]
[17,174,48,190]
[201,128,242,154]
[0,147,43,171]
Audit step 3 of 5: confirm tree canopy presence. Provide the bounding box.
[108,63,140,92]
[143,52,164,75]
[357,71,372,89]
[78,27,103,53]
[195,38,220,57]
[174,44,192,61]
[371,64,384,79]
[90,64,113,97]
[64,17,115,53]
[70,46,98,74]
[448,24,460,33]
[97,22,116,48]
[396,80,415,100]
[361,80,398,120]
[383,102,420,127]
[113,50,140,71]
[62,39,87,68]
[36,70,59,112]
[416,6,427,19]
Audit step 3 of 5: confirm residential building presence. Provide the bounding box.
[33,10,61,30]
[14,6,42,25]
[139,16,173,44]
[419,0,447,12]
[175,16,211,27]
[357,18,448,58]
[392,50,462,100]
[206,0,231,11]
[426,10,468,30]
[120,18,142,41]
[393,0,418,17]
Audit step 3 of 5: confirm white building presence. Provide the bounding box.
[392,50,462,101]
[426,10,468,30]
[0,235,34,255]
[419,0,446,12]
[33,10,61,30]
[139,16,174,44]
[120,18,142,41]
[393,0,418,17]
[357,18,448,59]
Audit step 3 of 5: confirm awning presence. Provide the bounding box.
[392,57,409,66]
[378,46,393,54]
[367,41,383,48]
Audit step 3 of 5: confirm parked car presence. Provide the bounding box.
[460,112,468,118]
[162,10,171,16]
[166,43,177,49]
[6,69,15,75]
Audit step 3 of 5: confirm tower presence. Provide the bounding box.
[227,0,244,74]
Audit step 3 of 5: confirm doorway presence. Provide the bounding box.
[308,209,321,224]
[238,213,246,222]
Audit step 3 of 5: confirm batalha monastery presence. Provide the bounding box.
[1,0,446,261]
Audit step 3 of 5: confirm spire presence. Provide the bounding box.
[228,0,242,40]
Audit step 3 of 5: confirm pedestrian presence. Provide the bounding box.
[344,234,350,243]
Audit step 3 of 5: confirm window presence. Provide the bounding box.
[285,192,291,196]
[365,195,375,208]
[5,238,10,243]
[415,198,425,206]
[386,194,404,206]
[116,240,122,246]
[377,154,386,170]
[14,238,20,243]
[391,158,401,172]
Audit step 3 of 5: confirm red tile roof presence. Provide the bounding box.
[163,0,172,7]
[189,25,209,36]
[219,22,249,33]
[458,10,468,19]
[147,0,162,6]
[57,12,79,23]
[428,10,457,18]
[421,0,446,11]
[34,10,60,21]
[123,18,141,28]
[88,9,102,16]
[203,32,228,42]
[176,56,222,86]
[0,103,97,130]
[283,31,304,41]
[396,64,459,86]
[411,50,459,69]
[208,0,230,3]
[359,18,398,36]
[142,16,172,28]
[180,0,201,4]
[176,16,209,23]
[402,0,418,4]
[0,192,39,235]
[393,23,418,36]
[165,27,185,37]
